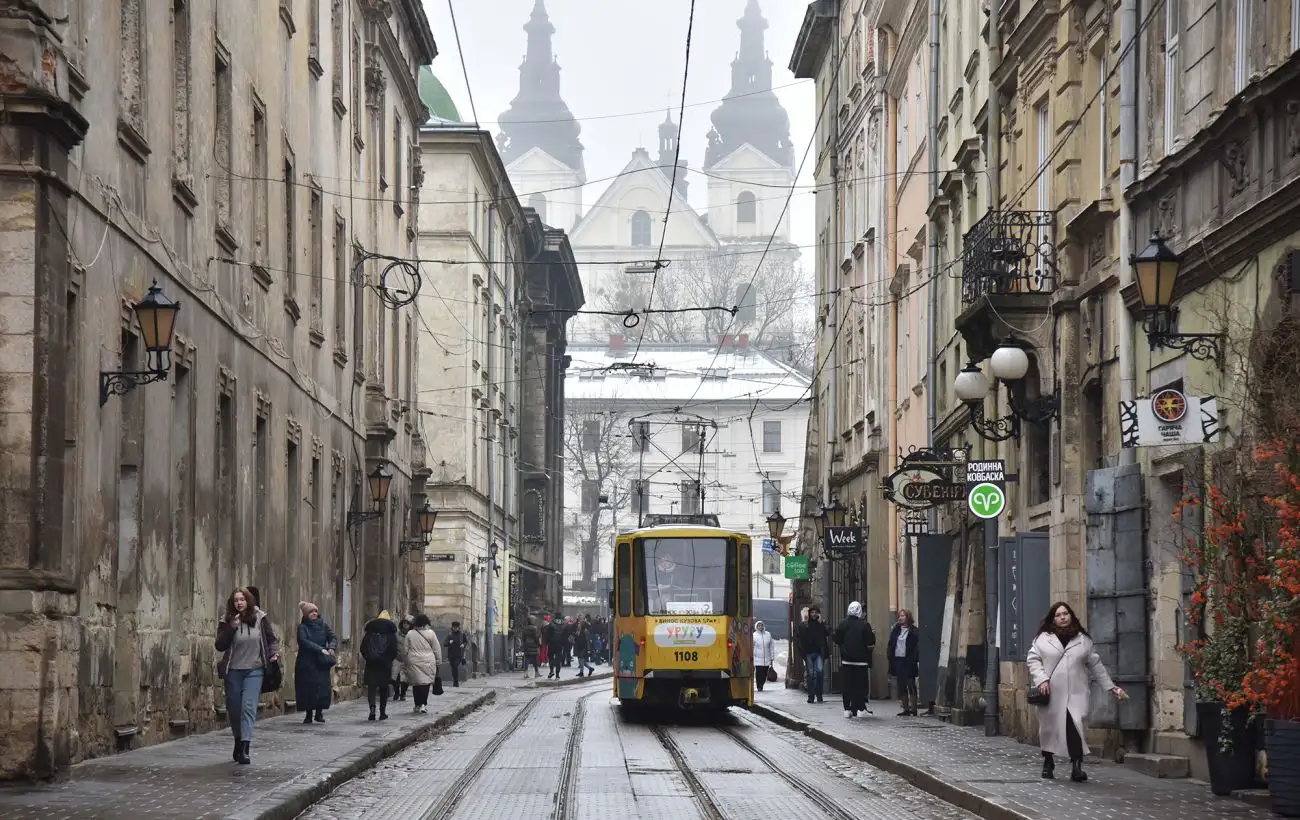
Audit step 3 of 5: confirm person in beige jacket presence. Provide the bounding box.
[403,613,443,714]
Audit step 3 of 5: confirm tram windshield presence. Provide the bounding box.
[639,537,735,616]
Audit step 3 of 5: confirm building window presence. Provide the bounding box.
[762,479,782,516]
[283,152,297,300]
[333,215,348,353]
[630,480,645,516]
[309,188,324,328]
[252,102,269,263]
[392,109,403,213]
[682,425,701,455]
[762,420,781,453]
[736,191,756,224]
[529,193,548,223]
[171,0,191,175]
[1164,1,1180,155]
[581,479,599,513]
[631,210,653,247]
[680,481,700,516]
[635,421,650,453]
[581,419,599,452]
[214,52,232,230]
[119,0,145,131]
[1235,0,1252,92]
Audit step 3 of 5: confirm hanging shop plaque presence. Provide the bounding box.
[823,526,864,559]
[784,554,810,580]
[904,511,929,536]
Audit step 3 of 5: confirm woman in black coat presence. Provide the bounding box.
[887,609,921,716]
[295,601,337,724]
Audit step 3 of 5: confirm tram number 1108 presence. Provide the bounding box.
[672,650,699,662]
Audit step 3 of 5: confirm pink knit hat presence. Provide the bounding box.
[299,601,319,617]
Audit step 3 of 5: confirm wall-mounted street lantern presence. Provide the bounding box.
[954,340,1060,443]
[99,281,181,406]
[765,510,786,540]
[1132,233,1224,363]
[346,462,393,530]
[400,501,439,555]
[822,498,847,529]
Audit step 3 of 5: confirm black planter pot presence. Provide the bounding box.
[1196,701,1257,797]
[1267,718,1300,817]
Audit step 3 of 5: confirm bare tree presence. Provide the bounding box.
[563,409,634,583]
[595,249,815,373]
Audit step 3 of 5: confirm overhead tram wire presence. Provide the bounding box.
[680,6,867,409]
[630,0,698,366]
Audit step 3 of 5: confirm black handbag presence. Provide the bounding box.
[1027,643,1074,707]
[261,659,283,693]
[432,674,444,696]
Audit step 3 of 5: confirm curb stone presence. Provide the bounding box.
[534,670,613,688]
[748,702,1037,820]
[223,690,496,820]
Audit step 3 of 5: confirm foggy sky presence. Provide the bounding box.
[420,0,816,253]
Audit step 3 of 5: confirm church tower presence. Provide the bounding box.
[496,0,585,229]
[657,112,689,200]
[704,0,795,243]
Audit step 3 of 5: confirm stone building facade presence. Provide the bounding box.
[0,0,435,779]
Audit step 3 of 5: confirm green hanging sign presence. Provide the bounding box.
[784,554,810,580]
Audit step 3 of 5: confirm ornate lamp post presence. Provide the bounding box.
[99,281,181,406]
[400,501,439,555]
[347,462,393,530]
[954,339,1060,442]
[1131,233,1224,363]
[766,510,786,540]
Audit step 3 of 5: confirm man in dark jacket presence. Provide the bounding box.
[544,615,567,679]
[798,605,830,704]
[360,610,399,720]
[833,600,876,718]
[445,621,468,687]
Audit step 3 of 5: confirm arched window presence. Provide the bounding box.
[736,191,757,224]
[631,210,653,247]
[528,193,548,223]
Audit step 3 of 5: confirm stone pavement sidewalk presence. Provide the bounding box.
[750,686,1274,820]
[0,669,610,820]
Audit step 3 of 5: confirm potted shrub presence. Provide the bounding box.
[1176,483,1267,797]
[1241,439,1300,816]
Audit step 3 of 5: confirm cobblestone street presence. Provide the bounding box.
[297,679,978,820]
[0,671,602,820]
[751,685,1274,820]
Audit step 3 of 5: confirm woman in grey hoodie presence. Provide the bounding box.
[215,587,280,764]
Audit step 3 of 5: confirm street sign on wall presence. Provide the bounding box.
[999,533,1050,662]
[823,526,864,559]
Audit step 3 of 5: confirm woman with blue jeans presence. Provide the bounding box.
[216,587,280,765]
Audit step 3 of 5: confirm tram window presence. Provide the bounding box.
[632,539,647,616]
[616,541,632,617]
[736,540,750,617]
[725,539,739,616]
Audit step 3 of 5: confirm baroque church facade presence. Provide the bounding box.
[494,0,802,344]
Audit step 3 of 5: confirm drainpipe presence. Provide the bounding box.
[1117,0,1139,466]
[926,0,940,523]
[485,204,497,673]
[822,7,842,700]
[983,0,1002,738]
[501,229,517,671]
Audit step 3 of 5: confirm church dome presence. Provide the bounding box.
[418,67,464,124]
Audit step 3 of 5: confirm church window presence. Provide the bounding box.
[529,193,548,223]
[631,210,653,247]
[736,191,757,224]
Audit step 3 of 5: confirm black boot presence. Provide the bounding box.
[368,709,376,721]
[303,711,313,724]
[314,710,325,723]
[1070,759,1087,782]
[232,737,242,762]
[1041,752,1055,779]
[235,741,251,765]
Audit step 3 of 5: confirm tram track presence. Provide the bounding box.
[551,691,593,820]
[720,724,858,820]
[650,724,727,820]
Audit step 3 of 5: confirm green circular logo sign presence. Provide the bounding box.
[968,483,1005,519]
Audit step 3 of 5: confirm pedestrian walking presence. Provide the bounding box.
[404,614,443,714]
[833,600,876,718]
[444,621,467,686]
[360,610,399,720]
[887,609,920,716]
[797,605,830,704]
[1026,601,1127,782]
[391,618,412,701]
[545,615,566,679]
[215,587,280,765]
[574,622,596,677]
[538,614,552,669]
[295,601,337,724]
[752,620,776,691]
[521,616,542,679]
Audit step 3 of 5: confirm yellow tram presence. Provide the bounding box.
[608,517,754,714]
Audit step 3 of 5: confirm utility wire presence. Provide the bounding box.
[445,0,480,127]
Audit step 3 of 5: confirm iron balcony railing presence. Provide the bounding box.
[960,210,1059,305]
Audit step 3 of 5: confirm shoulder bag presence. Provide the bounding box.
[1026,640,1074,707]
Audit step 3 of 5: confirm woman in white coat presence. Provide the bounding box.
[1026,602,1127,782]
[403,614,443,714]
[752,620,776,691]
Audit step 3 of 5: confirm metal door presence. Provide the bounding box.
[917,534,953,705]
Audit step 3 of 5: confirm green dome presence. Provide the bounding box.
[418,67,463,124]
